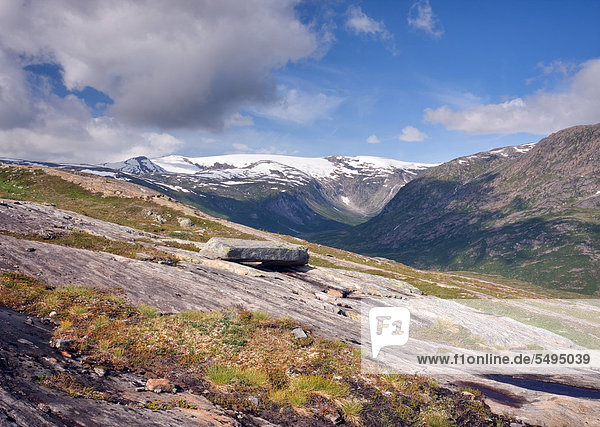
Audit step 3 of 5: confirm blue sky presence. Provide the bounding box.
[0,0,599,163]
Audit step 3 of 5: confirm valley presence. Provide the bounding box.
[1,162,600,425]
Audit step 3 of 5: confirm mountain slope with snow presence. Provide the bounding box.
[103,154,435,235]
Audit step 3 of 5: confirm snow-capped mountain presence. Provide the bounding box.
[104,156,166,174]
[105,154,435,235]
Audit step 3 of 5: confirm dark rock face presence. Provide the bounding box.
[319,124,600,294]
[200,237,309,266]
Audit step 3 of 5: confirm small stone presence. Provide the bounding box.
[146,378,173,393]
[461,391,475,400]
[248,396,259,406]
[49,311,57,318]
[50,338,74,349]
[292,327,307,339]
[322,302,337,313]
[327,288,343,298]
[94,367,107,377]
[178,217,194,227]
[324,413,342,424]
[37,403,51,413]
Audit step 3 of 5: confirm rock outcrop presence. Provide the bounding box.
[200,237,309,266]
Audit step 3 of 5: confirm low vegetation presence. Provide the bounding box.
[2,163,573,301]
[0,272,510,425]
[0,165,256,242]
[292,236,582,299]
[1,230,181,265]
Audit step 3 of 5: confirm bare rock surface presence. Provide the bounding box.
[2,198,600,425]
[0,307,238,427]
[0,198,156,241]
[200,237,309,266]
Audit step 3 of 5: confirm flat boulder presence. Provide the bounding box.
[200,238,309,266]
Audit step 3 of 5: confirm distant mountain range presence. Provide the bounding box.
[3,123,598,294]
[101,154,434,235]
[318,124,600,294]
[0,154,432,236]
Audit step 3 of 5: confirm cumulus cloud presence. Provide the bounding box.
[408,0,443,38]
[0,0,319,131]
[0,50,37,129]
[366,134,380,144]
[346,6,392,40]
[0,55,181,162]
[398,126,428,142]
[251,86,342,123]
[0,0,326,161]
[0,93,182,163]
[425,58,600,135]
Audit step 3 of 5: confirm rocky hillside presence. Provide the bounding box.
[319,124,600,294]
[2,163,600,425]
[104,154,433,236]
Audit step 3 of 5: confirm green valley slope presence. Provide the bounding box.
[318,124,600,294]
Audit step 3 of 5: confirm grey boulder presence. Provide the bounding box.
[200,237,309,266]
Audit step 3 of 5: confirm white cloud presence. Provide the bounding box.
[366,134,380,144]
[232,143,250,152]
[0,0,328,162]
[0,47,182,163]
[226,113,254,127]
[408,0,443,38]
[251,86,343,123]
[398,126,428,142]
[537,60,576,76]
[0,112,182,163]
[526,60,578,85]
[425,57,600,135]
[0,0,320,130]
[346,6,392,40]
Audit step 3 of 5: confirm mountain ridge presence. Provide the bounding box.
[317,124,600,293]
[101,154,435,235]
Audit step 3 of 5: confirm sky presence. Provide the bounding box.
[0,0,599,164]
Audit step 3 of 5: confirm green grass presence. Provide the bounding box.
[270,375,350,406]
[39,374,109,400]
[1,230,181,265]
[0,165,257,243]
[0,272,510,425]
[411,318,488,349]
[205,365,269,387]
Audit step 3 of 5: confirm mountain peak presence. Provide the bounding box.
[104,156,166,174]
